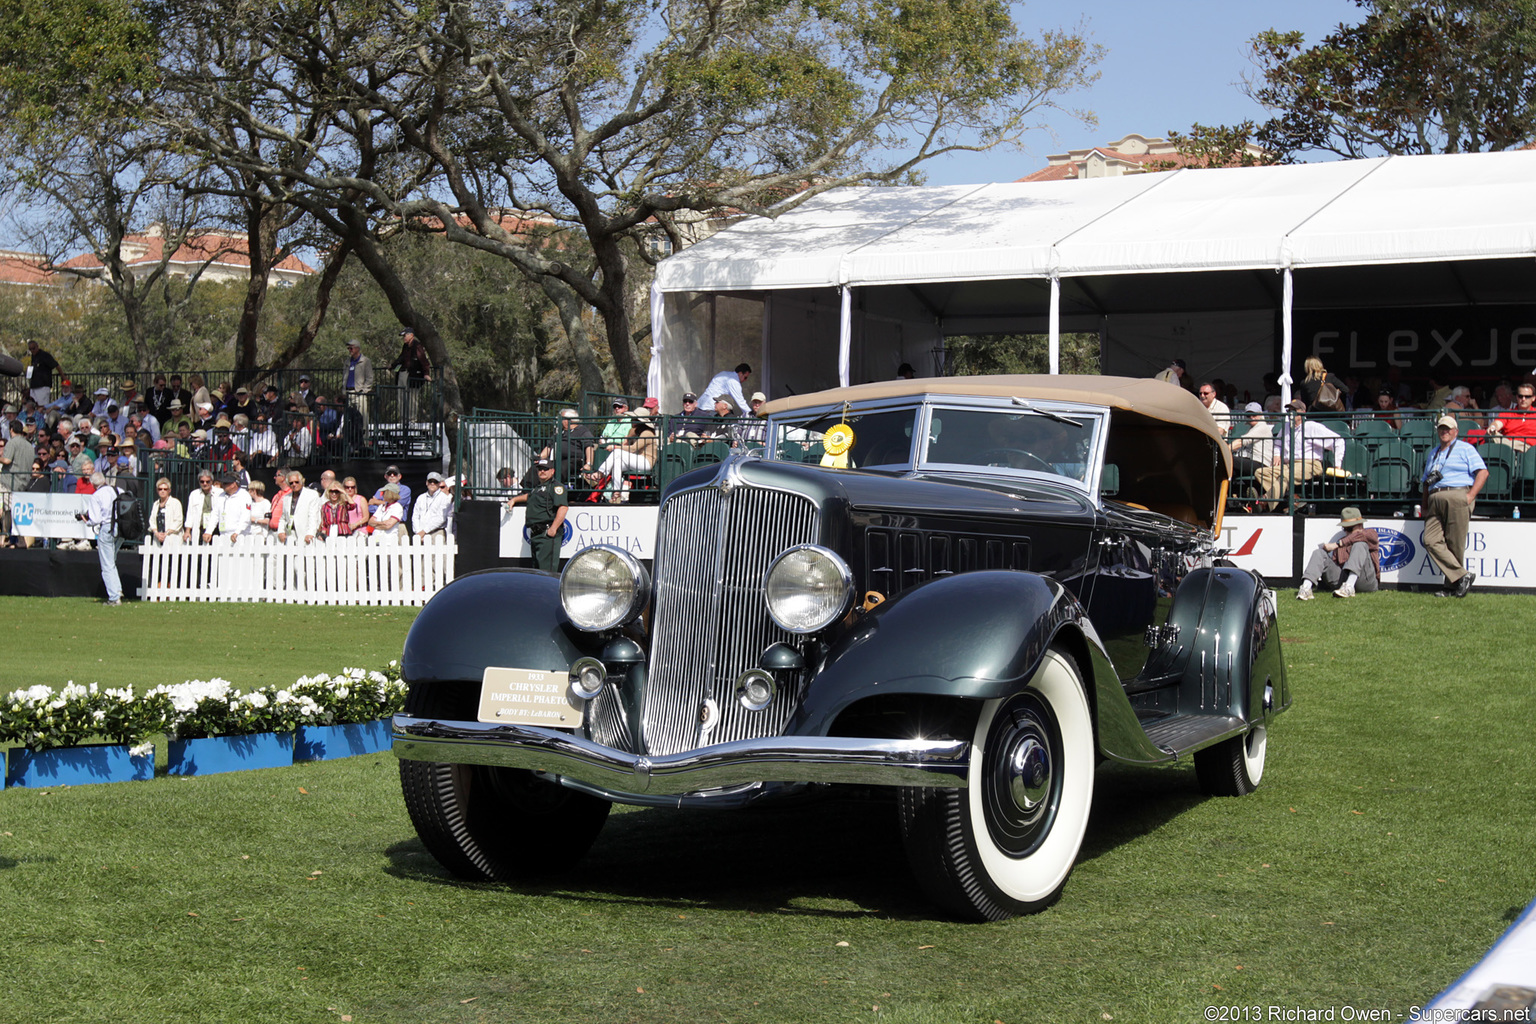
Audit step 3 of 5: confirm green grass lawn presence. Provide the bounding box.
[1,591,1533,1023]
[0,598,418,691]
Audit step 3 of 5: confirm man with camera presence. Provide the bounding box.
[1421,415,1488,598]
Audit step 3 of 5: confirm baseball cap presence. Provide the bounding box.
[750,391,766,403]
[385,465,401,475]
[1436,414,1458,430]
[426,471,444,483]
[400,326,415,335]
[94,387,111,396]
[642,397,659,410]
[1244,402,1263,414]
[533,457,552,469]
[682,392,697,402]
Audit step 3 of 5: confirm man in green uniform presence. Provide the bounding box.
[506,458,569,571]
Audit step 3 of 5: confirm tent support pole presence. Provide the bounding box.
[1049,275,1061,374]
[1279,267,1294,407]
[647,282,664,401]
[839,286,852,388]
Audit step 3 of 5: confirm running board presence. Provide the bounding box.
[1141,714,1249,757]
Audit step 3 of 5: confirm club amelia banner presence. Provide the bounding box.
[499,506,660,561]
[1301,516,1532,591]
[9,492,93,540]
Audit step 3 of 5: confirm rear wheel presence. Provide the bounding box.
[898,647,1095,921]
[1194,725,1267,797]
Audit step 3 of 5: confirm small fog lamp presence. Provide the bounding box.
[735,669,777,712]
[560,545,650,632]
[570,657,607,701]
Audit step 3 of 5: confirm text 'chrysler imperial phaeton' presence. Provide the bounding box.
[394,375,1288,920]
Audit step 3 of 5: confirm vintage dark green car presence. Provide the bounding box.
[394,375,1288,920]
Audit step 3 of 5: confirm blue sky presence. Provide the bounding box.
[922,0,1363,184]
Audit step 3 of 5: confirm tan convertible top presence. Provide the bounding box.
[761,374,1228,453]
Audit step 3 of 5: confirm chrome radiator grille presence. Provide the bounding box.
[643,482,820,756]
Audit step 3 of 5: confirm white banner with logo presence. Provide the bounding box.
[8,491,93,539]
[1302,517,1535,590]
[499,506,660,561]
[1217,516,1295,579]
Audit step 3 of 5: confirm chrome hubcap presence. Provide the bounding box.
[1006,733,1051,822]
[982,693,1063,858]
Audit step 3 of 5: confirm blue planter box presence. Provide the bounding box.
[294,720,392,762]
[6,744,154,788]
[166,732,293,776]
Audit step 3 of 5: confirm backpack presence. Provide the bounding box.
[1313,373,1345,412]
[112,488,147,542]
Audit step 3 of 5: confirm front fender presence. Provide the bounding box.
[400,568,600,717]
[786,573,1118,746]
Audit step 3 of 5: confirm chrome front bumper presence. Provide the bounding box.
[392,715,970,796]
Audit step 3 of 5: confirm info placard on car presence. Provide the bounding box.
[478,667,584,728]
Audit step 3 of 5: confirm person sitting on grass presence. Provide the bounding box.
[1297,507,1380,601]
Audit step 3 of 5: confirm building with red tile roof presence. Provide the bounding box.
[1017,133,1268,182]
[55,225,315,286]
[0,250,60,287]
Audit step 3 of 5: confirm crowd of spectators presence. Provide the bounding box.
[1,349,457,549]
[141,463,457,548]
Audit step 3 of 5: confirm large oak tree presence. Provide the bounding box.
[1248,0,1536,159]
[148,0,1102,404]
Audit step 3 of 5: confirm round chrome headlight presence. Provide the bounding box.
[763,544,854,634]
[560,545,650,632]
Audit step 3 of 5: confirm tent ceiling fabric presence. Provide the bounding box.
[654,151,1536,300]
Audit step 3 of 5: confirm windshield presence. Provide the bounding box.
[769,407,918,468]
[921,406,1096,483]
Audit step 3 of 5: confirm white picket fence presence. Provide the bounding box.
[138,533,456,605]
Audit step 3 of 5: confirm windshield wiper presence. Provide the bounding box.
[1010,397,1083,427]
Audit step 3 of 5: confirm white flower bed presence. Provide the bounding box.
[2,662,405,751]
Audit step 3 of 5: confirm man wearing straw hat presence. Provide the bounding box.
[1296,507,1380,601]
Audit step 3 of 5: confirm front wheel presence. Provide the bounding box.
[1194,725,1267,796]
[898,647,1095,921]
[400,760,611,883]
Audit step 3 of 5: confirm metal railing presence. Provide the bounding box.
[1216,408,1531,517]
[453,409,763,507]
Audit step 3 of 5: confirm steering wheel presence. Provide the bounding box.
[977,448,1054,473]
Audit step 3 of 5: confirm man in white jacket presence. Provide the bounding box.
[214,472,253,543]
[275,469,323,544]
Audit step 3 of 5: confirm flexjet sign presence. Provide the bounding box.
[1296,306,1536,376]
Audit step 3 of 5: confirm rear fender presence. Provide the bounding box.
[1155,567,1287,724]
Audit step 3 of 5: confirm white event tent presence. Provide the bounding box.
[649,149,1536,406]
